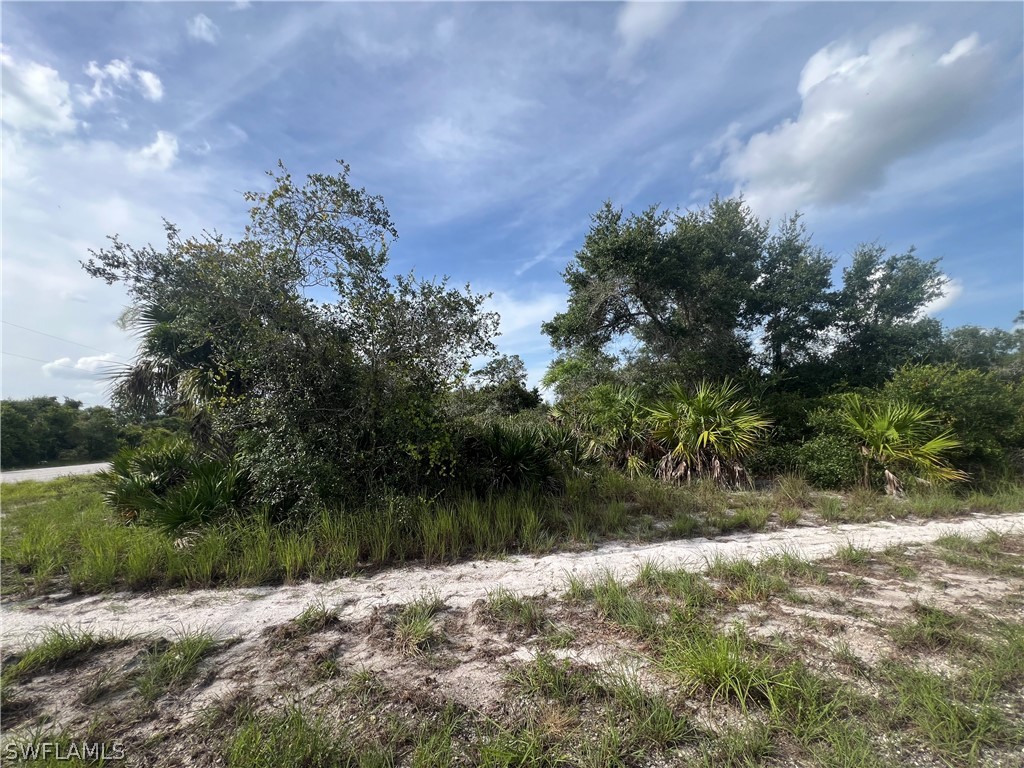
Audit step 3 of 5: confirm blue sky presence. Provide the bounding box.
[2,1,1022,405]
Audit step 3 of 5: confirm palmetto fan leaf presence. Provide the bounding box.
[839,394,968,488]
[648,379,770,486]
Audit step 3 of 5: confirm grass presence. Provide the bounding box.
[833,542,872,568]
[705,555,791,602]
[934,531,1024,578]
[603,667,692,748]
[484,587,548,636]
[506,652,602,703]
[226,706,356,768]
[882,662,1014,765]
[588,571,660,637]
[6,530,1024,768]
[294,598,340,634]
[394,593,446,655]
[1,625,116,682]
[5,476,1023,598]
[891,602,980,653]
[135,630,218,701]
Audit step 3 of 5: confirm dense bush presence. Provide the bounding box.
[882,364,1024,476]
[1,398,119,469]
[101,439,248,532]
[795,406,862,490]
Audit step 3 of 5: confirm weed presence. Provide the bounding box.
[697,722,775,767]
[485,588,547,636]
[2,625,115,682]
[294,598,340,634]
[136,630,217,701]
[815,495,844,522]
[779,507,802,527]
[507,653,601,703]
[590,571,659,637]
[775,473,814,508]
[883,662,1012,764]
[891,602,979,653]
[395,592,446,655]
[834,543,871,568]
[226,706,353,768]
[706,555,789,602]
[604,667,692,747]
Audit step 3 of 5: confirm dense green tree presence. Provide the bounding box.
[883,364,1024,475]
[752,214,836,376]
[542,198,768,383]
[938,318,1023,378]
[83,161,499,509]
[455,354,543,419]
[0,397,121,468]
[828,245,946,389]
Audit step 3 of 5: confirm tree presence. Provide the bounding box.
[456,354,542,418]
[828,245,946,389]
[752,214,836,377]
[883,364,1024,474]
[83,161,499,509]
[939,320,1023,378]
[542,198,769,384]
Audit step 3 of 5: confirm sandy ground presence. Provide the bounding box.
[2,511,1022,651]
[0,462,109,484]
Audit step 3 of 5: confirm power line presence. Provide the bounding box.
[1,320,130,361]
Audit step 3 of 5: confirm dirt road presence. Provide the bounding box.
[0,462,109,484]
[2,511,1021,649]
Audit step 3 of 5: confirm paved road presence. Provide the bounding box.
[0,462,109,484]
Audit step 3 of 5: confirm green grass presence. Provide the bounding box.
[226,706,356,768]
[589,570,660,637]
[934,531,1024,578]
[506,652,602,703]
[697,722,776,767]
[882,662,1014,765]
[603,667,692,748]
[293,598,341,634]
[705,555,791,602]
[5,476,1022,599]
[484,588,548,636]
[891,602,980,653]
[135,630,218,701]
[394,593,446,655]
[1,625,116,682]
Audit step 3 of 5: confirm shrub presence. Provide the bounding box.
[648,380,770,486]
[883,364,1024,476]
[100,439,247,532]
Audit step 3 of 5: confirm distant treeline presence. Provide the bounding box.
[0,397,183,470]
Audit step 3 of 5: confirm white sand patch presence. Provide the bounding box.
[3,512,1021,650]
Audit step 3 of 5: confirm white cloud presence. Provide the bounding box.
[188,13,220,44]
[42,354,119,381]
[612,1,684,73]
[133,131,179,171]
[0,47,77,134]
[136,70,164,102]
[712,26,994,217]
[80,58,164,106]
[922,276,964,316]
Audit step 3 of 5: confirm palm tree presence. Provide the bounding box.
[112,302,239,445]
[551,385,655,477]
[839,394,968,494]
[647,380,770,486]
